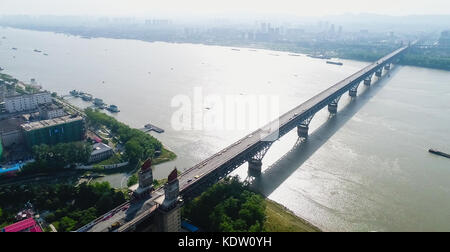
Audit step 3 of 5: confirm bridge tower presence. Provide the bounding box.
[297,115,314,139]
[248,142,273,177]
[158,168,182,232]
[133,159,154,199]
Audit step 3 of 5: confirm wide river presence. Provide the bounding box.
[1,27,450,232]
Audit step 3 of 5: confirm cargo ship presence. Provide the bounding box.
[307,54,331,60]
[429,149,450,159]
[326,61,344,66]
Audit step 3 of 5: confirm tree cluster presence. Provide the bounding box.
[85,108,162,164]
[182,176,266,232]
[21,142,92,174]
[0,182,126,232]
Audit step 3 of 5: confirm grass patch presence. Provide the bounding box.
[263,199,321,232]
[153,147,177,165]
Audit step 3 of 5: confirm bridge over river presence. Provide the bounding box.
[77,44,411,232]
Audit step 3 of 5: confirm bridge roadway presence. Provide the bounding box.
[177,45,409,196]
[77,45,409,232]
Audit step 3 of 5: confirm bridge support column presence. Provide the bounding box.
[349,82,360,98]
[384,63,391,70]
[297,125,309,139]
[328,103,338,114]
[375,69,383,78]
[247,142,273,177]
[364,77,372,86]
[248,159,263,177]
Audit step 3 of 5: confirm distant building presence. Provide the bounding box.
[20,115,85,148]
[439,30,450,47]
[89,143,113,163]
[38,103,66,120]
[4,92,52,113]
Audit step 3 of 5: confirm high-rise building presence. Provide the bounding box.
[20,115,85,148]
[4,92,52,113]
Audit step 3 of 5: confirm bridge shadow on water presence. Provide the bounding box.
[249,67,401,197]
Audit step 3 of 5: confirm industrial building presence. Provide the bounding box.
[20,115,85,148]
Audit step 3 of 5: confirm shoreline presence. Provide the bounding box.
[2,26,448,72]
[264,198,322,232]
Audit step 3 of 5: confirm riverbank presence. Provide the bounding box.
[264,199,321,232]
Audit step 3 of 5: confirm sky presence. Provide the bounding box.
[1,0,450,17]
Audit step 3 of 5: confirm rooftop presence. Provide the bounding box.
[20,115,83,132]
[5,91,51,99]
[91,142,112,156]
[0,117,26,133]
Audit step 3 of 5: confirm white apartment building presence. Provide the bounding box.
[5,92,52,113]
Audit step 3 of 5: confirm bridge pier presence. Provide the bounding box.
[328,103,338,114]
[384,63,391,70]
[248,158,263,177]
[364,77,372,86]
[375,69,383,78]
[297,124,309,138]
[349,82,360,98]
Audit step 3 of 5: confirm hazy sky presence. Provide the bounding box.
[1,0,450,17]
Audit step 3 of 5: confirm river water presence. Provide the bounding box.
[1,27,449,231]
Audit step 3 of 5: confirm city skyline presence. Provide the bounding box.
[1,0,450,17]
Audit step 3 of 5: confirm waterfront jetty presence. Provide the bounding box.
[141,123,165,134]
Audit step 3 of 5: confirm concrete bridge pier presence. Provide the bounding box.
[297,124,309,138]
[384,63,391,70]
[375,69,383,78]
[328,103,338,114]
[248,158,263,177]
[349,82,360,98]
[364,77,372,86]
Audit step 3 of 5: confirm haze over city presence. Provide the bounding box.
[1,0,450,17]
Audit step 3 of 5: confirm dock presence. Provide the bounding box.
[141,124,165,134]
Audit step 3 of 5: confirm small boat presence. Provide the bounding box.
[326,61,343,66]
[231,48,240,51]
[81,93,93,101]
[93,98,104,106]
[34,49,42,53]
[0,67,4,71]
[70,90,79,96]
[43,53,48,56]
[107,105,120,113]
[12,48,17,50]
[289,54,301,57]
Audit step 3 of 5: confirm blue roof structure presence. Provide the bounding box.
[181,221,199,232]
